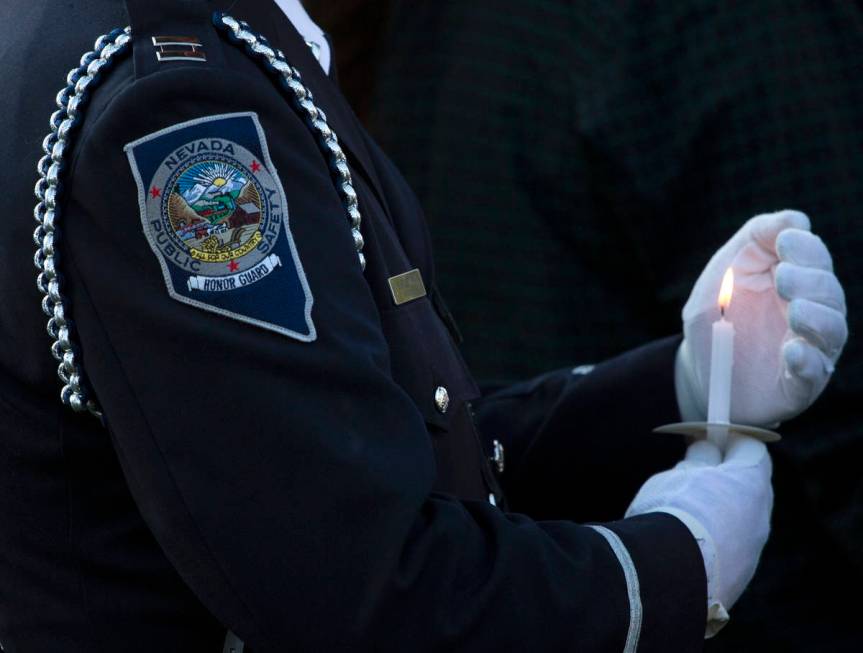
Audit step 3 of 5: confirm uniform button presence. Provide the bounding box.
[490,439,505,474]
[434,386,449,414]
[488,493,497,506]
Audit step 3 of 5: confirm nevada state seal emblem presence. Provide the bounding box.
[124,112,315,341]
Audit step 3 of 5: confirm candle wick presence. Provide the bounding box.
[721,306,725,318]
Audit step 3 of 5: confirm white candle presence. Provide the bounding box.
[707,268,735,448]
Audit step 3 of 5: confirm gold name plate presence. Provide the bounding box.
[388,268,427,306]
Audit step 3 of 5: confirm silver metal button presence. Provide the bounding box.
[490,439,505,474]
[488,493,497,506]
[434,386,449,414]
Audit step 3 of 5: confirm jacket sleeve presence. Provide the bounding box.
[62,66,705,652]
[474,336,689,523]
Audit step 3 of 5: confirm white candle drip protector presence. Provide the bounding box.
[653,421,781,443]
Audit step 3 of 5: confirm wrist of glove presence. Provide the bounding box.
[677,210,847,426]
[626,437,773,637]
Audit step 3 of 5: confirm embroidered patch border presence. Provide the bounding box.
[124,111,316,341]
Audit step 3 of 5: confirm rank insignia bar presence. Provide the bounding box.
[151,35,207,62]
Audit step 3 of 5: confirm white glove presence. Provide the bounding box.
[676,210,847,426]
[626,436,773,637]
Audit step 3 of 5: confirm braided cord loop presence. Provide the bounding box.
[213,12,366,270]
[37,17,364,419]
[33,27,132,418]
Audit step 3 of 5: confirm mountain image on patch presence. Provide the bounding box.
[168,159,263,263]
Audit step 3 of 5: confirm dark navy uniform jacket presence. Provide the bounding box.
[0,0,706,650]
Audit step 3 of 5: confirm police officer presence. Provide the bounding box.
[0,1,847,651]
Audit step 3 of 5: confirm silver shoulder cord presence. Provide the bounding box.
[34,13,364,421]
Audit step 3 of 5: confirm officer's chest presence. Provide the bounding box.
[348,156,500,502]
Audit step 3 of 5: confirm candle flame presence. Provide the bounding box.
[718,267,734,313]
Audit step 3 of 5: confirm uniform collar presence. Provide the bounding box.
[271,0,331,75]
[222,0,389,219]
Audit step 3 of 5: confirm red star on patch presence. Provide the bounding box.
[150,186,161,198]
[227,260,239,272]
[250,160,261,173]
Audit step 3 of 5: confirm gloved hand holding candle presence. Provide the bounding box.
[675,210,848,429]
[627,436,773,637]
[631,211,846,638]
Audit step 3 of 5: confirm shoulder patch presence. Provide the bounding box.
[124,112,315,341]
